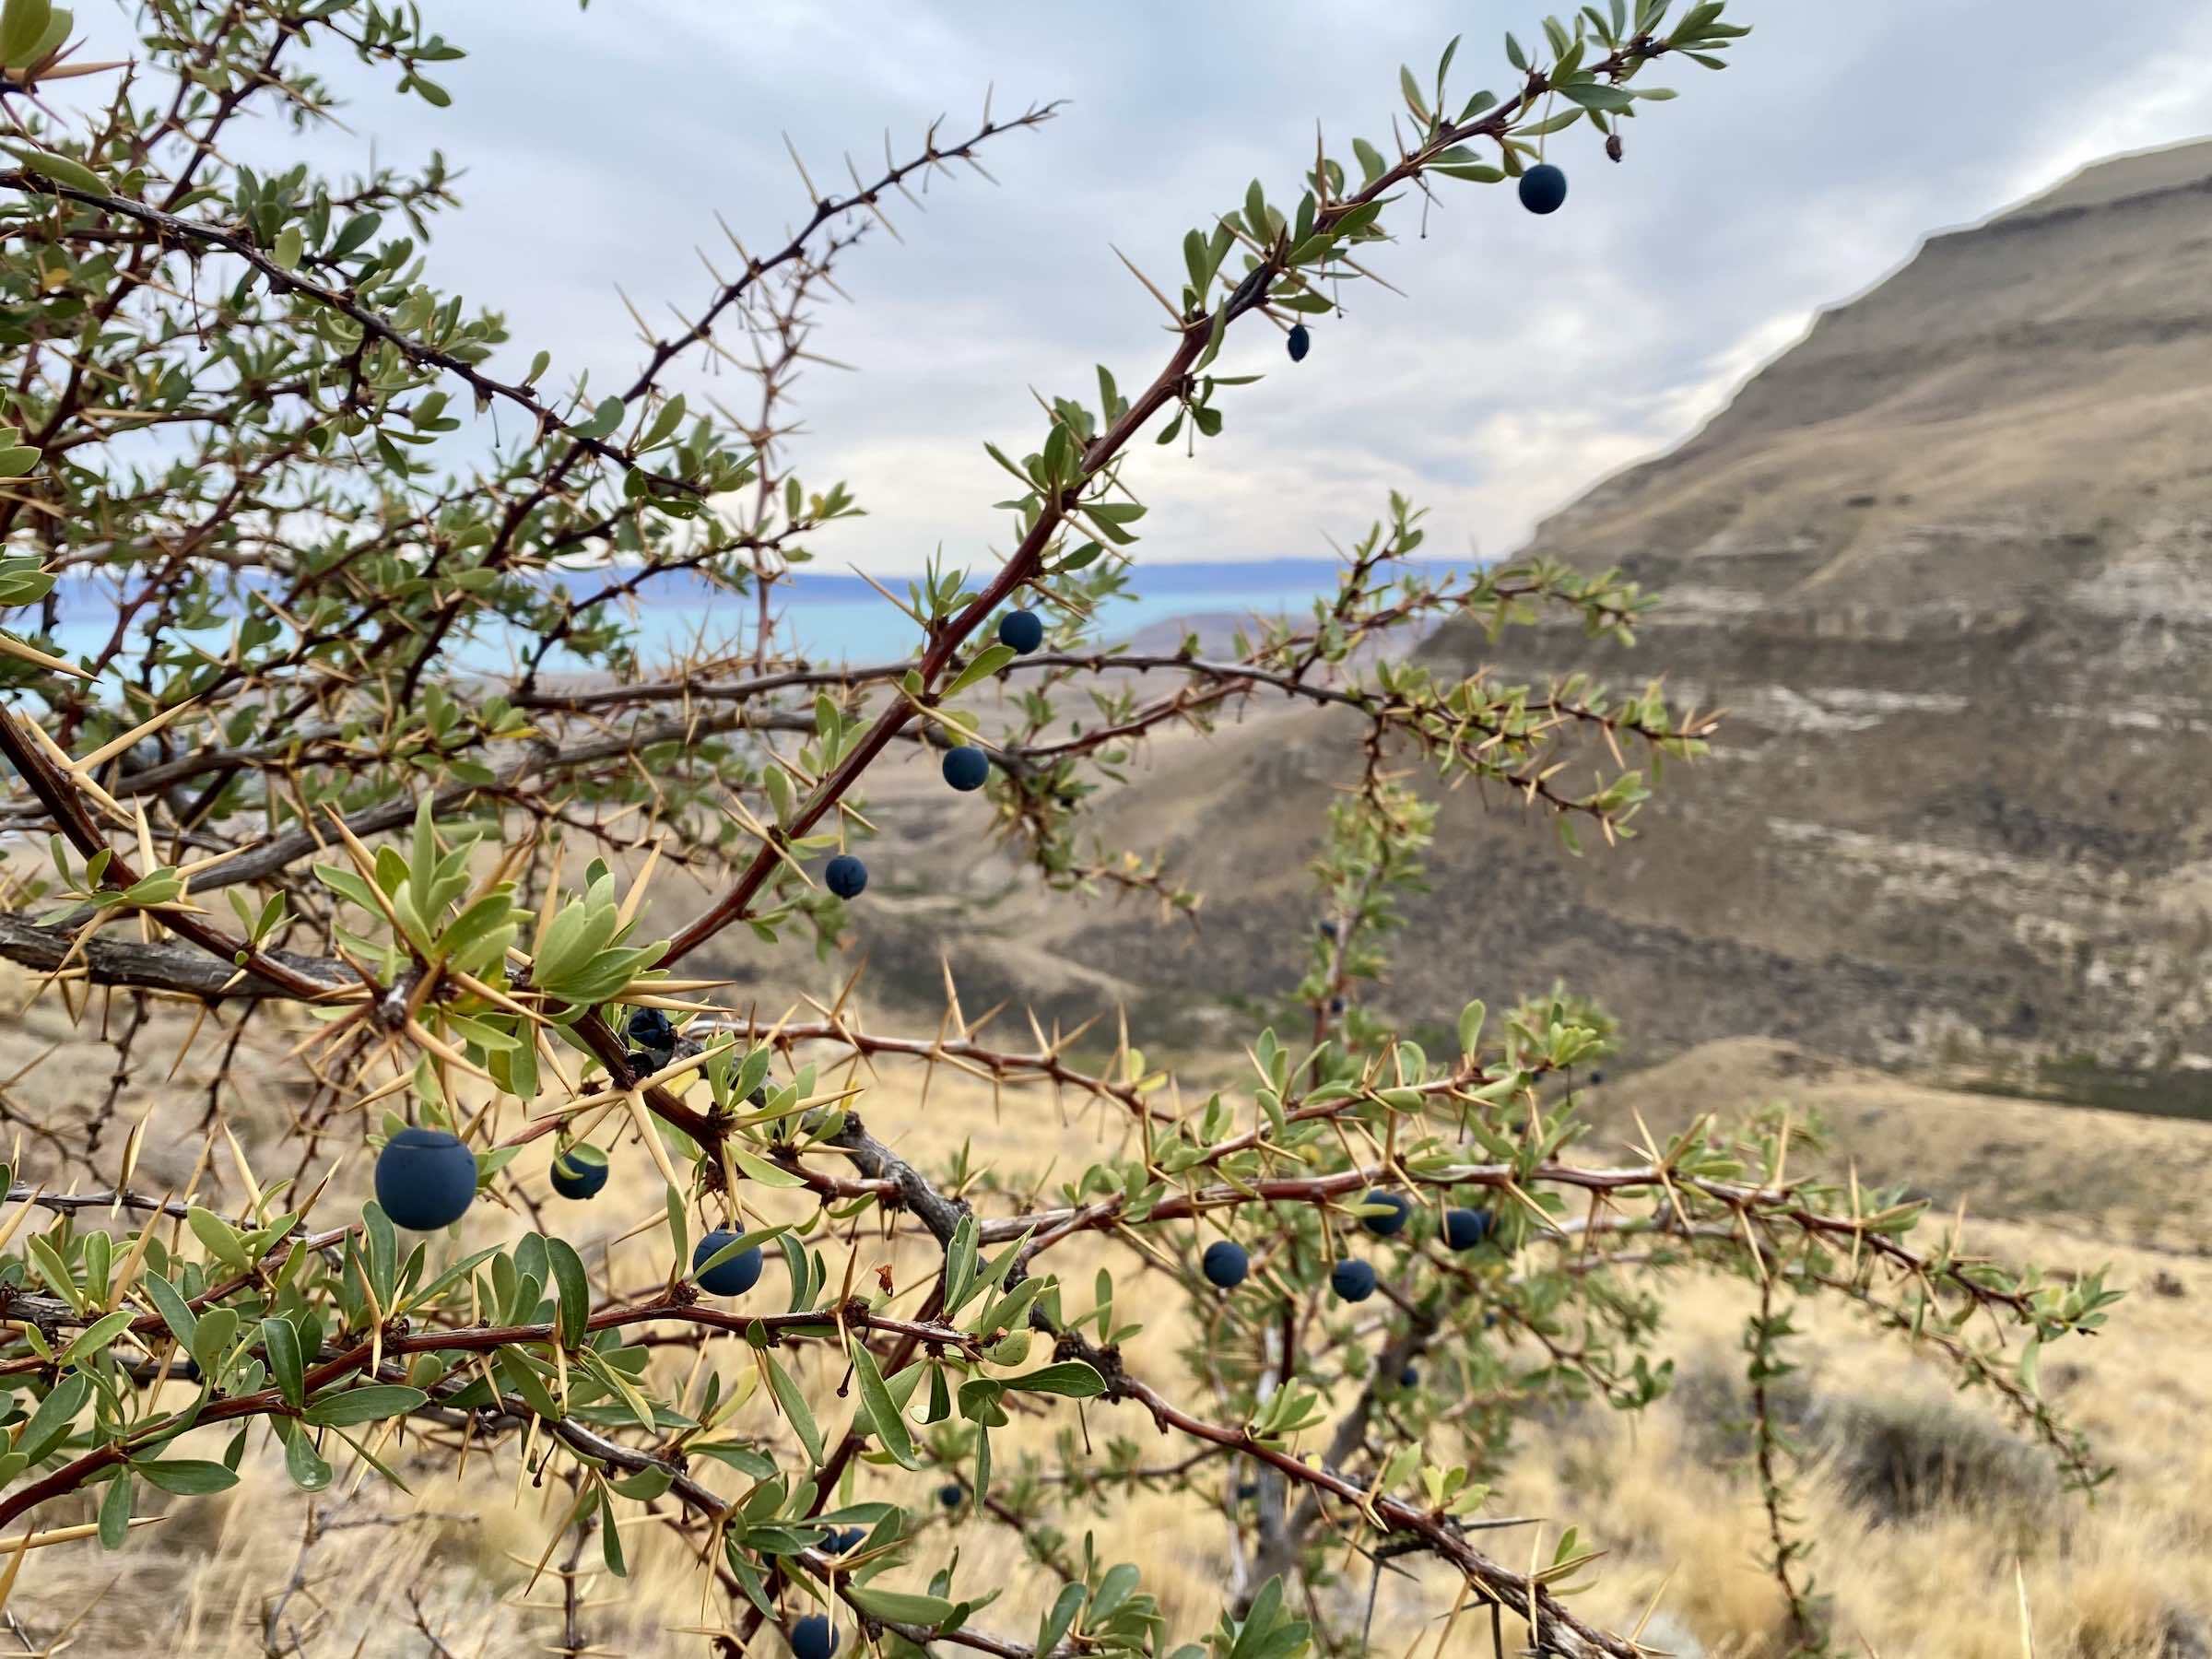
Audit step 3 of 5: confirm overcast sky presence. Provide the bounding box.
[80,1,2212,571]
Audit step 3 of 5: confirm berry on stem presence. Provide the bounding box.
[1518,162,1567,215]
[792,1614,838,1659]
[550,1146,609,1200]
[1201,1239,1249,1289]
[824,853,867,900]
[692,1230,764,1297]
[374,1126,477,1232]
[1287,323,1310,362]
[1359,1190,1411,1237]
[941,745,991,792]
[1330,1258,1377,1302]
[1443,1206,1495,1252]
[626,1006,677,1057]
[997,609,1044,654]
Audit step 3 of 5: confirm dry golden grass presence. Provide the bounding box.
[3,976,2209,1658]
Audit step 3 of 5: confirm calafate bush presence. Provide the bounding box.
[0,4,2117,1656]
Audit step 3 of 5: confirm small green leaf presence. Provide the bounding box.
[850,1342,917,1468]
[1000,1360,1106,1399]
[302,1384,428,1428]
[131,1458,239,1495]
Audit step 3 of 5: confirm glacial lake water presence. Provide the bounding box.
[30,559,1466,682]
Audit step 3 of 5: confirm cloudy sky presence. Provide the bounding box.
[78,1,2212,571]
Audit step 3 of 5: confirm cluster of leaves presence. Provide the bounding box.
[0,5,2124,1659]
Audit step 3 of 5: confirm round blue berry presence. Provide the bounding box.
[1330,1258,1377,1302]
[938,1481,965,1508]
[626,1006,677,1057]
[550,1146,609,1200]
[791,1614,838,1659]
[996,610,1044,654]
[1518,163,1567,215]
[374,1126,477,1232]
[693,1230,764,1297]
[1443,1207,1495,1252]
[824,853,867,900]
[1287,324,1310,362]
[1359,1190,1411,1237]
[1589,1069,1605,1086]
[1235,1481,1259,1502]
[1319,919,1337,938]
[1201,1240,1249,1289]
[941,746,991,793]
[825,1525,865,1555]
[1399,1363,1418,1389]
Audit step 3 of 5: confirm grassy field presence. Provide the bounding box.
[2,971,2208,1659]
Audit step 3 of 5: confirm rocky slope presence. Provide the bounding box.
[1405,136,2212,1099]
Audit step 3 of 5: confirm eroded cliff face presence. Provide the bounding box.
[1412,138,2212,1098]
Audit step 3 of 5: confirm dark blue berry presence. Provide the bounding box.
[550,1146,609,1200]
[825,1525,865,1554]
[997,610,1044,654]
[1202,1240,1249,1289]
[938,1481,965,1508]
[941,746,991,793]
[1287,324,1310,362]
[1518,163,1567,215]
[792,1614,838,1659]
[1330,1258,1377,1302]
[1234,1481,1260,1501]
[374,1126,477,1232]
[1359,1190,1411,1237]
[693,1230,763,1297]
[1329,996,1346,1015]
[626,1006,677,1057]
[1399,1364,1418,1389]
[1589,1070,1605,1086]
[824,853,867,900]
[1319,919,1337,938]
[1443,1207,1494,1252]
[623,1047,658,1077]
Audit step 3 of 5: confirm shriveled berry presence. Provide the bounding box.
[1359,1190,1411,1237]
[374,1126,477,1232]
[1202,1240,1249,1289]
[1518,162,1567,215]
[550,1146,609,1200]
[692,1230,763,1297]
[1330,1258,1377,1302]
[626,1006,677,1057]
[941,746,991,792]
[792,1614,838,1659]
[1287,324,1310,362]
[825,853,867,900]
[997,610,1044,654]
[1443,1207,1495,1252]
